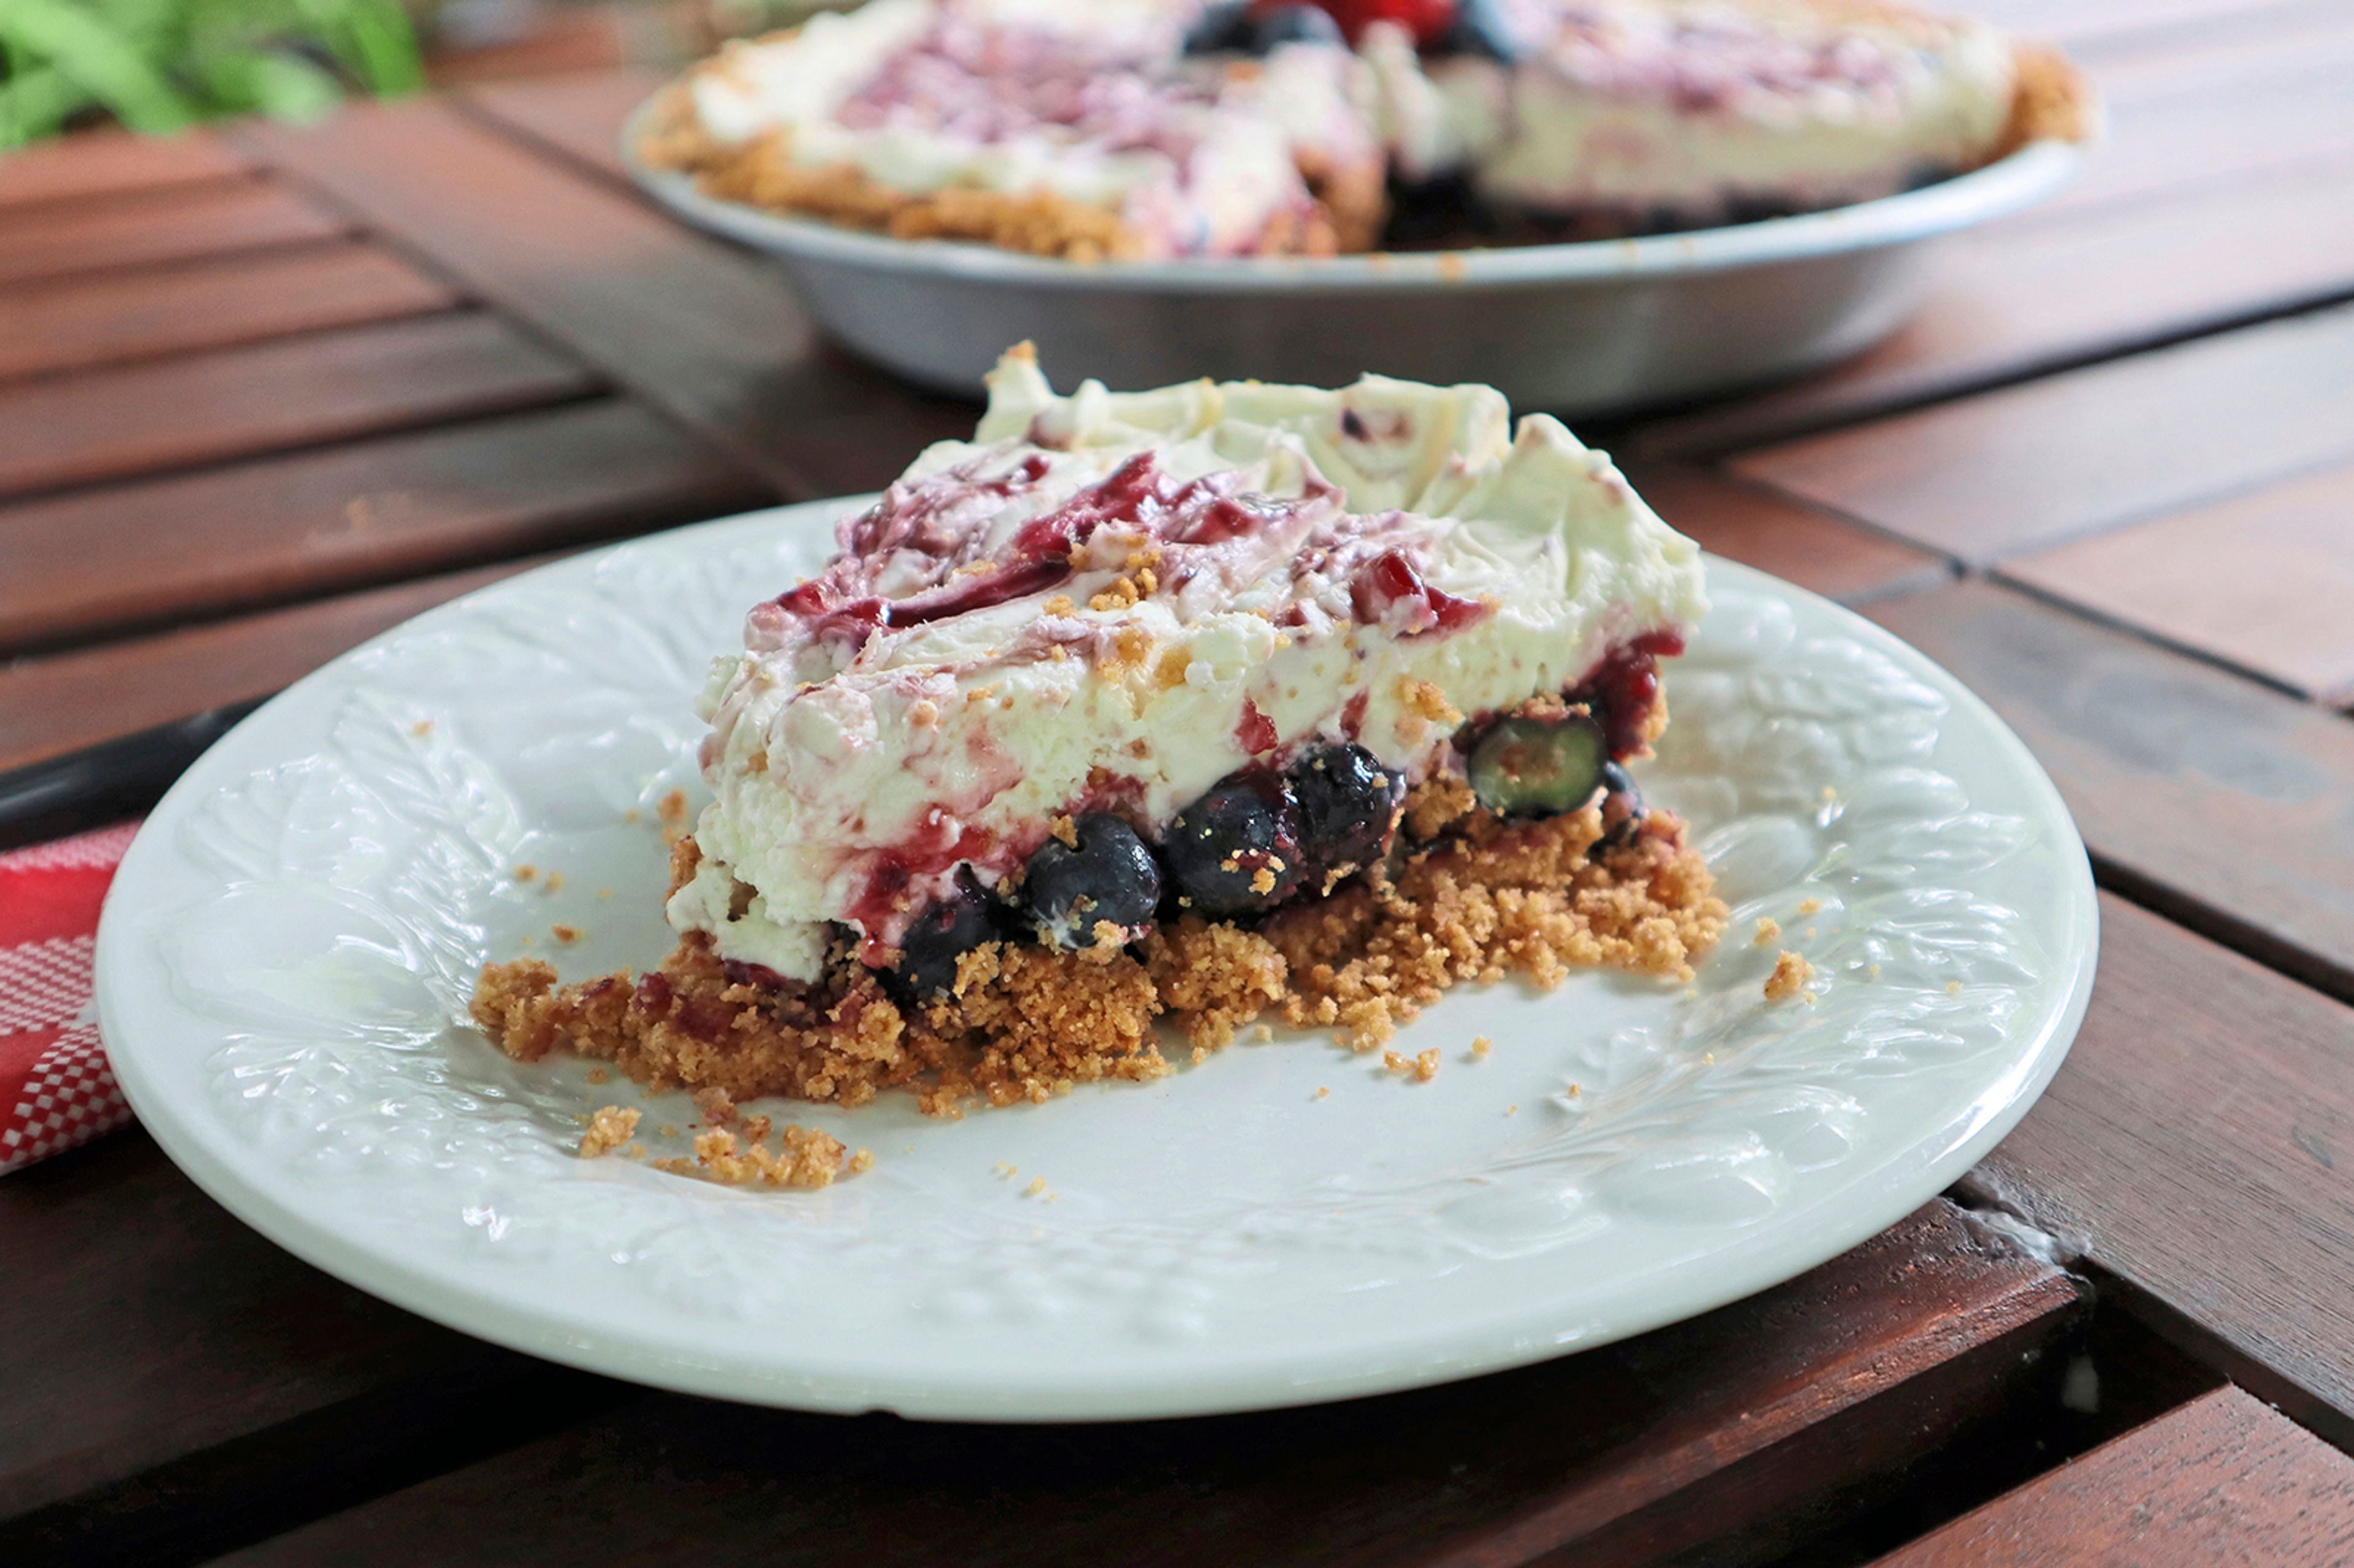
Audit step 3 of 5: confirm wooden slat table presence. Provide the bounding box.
[6,4,2353,1559]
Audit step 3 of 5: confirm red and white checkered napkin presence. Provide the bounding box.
[1,822,141,1174]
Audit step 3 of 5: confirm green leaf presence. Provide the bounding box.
[338,0,423,95]
[0,62,95,148]
[196,45,343,121]
[0,0,196,133]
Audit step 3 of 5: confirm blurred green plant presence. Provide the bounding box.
[0,0,426,147]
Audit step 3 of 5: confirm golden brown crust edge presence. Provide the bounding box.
[635,55,1386,262]
[1998,42,2101,158]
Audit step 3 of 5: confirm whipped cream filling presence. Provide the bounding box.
[1379,1,2017,208]
[671,348,1707,981]
[683,0,2028,246]
[688,0,1370,256]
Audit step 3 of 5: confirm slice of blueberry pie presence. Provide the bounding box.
[473,345,1725,1113]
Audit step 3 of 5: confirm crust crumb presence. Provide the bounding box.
[1765,950,1813,1002]
[578,1104,639,1157]
[657,789,691,845]
[473,807,1722,1119]
[1754,916,1781,945]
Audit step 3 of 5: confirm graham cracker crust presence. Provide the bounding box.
[640,65,1387,262]
[1995,42,2100,159]
[471,790,1726,1120]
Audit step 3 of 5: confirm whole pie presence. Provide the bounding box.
[473,347,1728,1113]
[638,0,2094,260]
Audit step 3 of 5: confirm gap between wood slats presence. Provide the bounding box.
[0,1132,618,1568]
[228,97,977,501]
[1946,895,2354,1448]
[0,397,774,658]
[0,310,601,506]
[1866,1386,2354,1565]
[1995,457,2354,710]
[454,66,666,188]
[191,1201,2081,1568]
[0,175,354,289]
[1634,156,2354,459]
[0,558,566,775]
[1864,578,2354,1005]
[1721,299,2354,565]
[0,239,460,383]
[0,131,250,212]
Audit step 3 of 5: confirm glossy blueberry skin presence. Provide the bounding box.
[1595,759,1650,852]
[1021,813,1163,949]
[1289,743,1403,884]
[888,872,998,1000]
[1161,772,1307,916]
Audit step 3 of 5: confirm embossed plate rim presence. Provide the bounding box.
[97,500,2098,1421]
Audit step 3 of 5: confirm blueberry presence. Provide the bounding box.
[1468,714,1608,817]
[1160,772,1306,916]
[1020,813,1162,949]
[1253,2,1345,49]
[1595,759,1649,851]
[889,872,997,999]
[1288,743,1403,886]
[1182,0,1257,53]
[1434,0,1527,59]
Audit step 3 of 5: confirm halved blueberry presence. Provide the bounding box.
[1289,743,1403,884]
[888,872,997,1000]
[1595,759,1649,851]
[1021,813,1162,949]
[1468,714,1608,817]
[1161,772,1306,916]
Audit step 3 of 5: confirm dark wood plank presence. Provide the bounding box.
[1866,579,2354,1002]
[1871,1387,2354,1566]
[0,241,460,382]
[232,97,975,500]
[422,6,630,88]
[2000,456,2354,708]
[1972,0,2354,50]
[1623,463,1950,604]
[0,399,770,653]
[0,176,352,287]
[1637,156,2354,458]
[460,65,665,183]
[2039,10,2354,221]
[0,130,250,211]
[210,1201,2081,1568]
[1967,893,2354,1444]
[0,312,596,502]
[1724,303,2354,564]
[0,558,546,774]
[0,1133,609,1567]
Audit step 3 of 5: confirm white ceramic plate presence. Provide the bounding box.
[98,500,2097,1421]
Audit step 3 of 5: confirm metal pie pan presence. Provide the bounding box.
[623,101,2079,414]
